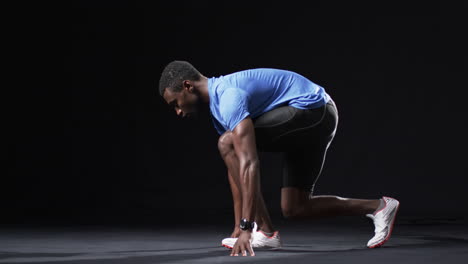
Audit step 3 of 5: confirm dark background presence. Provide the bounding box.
[5,1,467,226]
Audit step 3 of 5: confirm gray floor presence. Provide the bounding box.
[1,219,468,264]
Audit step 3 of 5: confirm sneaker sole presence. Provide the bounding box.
[368,196,400,248]
[222,243,233,249]
[221,243,282,250]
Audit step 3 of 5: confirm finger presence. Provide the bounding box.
[240,244,246,256]
[231,242,237,256]
[248,243,255,256]
[231,244,240,256]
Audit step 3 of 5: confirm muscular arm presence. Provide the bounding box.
[231,117,260,225]
[227,170,242,236]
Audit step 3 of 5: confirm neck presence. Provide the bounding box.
[194,76,210,103]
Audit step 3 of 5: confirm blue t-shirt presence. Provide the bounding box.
[208,68,330,135]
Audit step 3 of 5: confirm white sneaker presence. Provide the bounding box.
[221,222,282,249]
[366,196,400,248]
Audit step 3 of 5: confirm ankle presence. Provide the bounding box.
[258,225,274,233]
[259,230,276,237]
[370,199,384,215]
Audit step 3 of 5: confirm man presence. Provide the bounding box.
[158,60,400,257]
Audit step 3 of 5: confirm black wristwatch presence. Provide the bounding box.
[239,218,254,231]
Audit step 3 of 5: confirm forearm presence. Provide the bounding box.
[239,159,260,223]
[228,170,243,226]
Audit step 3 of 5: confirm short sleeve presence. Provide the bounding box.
[219,88,250,132]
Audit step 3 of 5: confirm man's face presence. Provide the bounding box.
[163,83,200,119]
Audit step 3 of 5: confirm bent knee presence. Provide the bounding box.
[281,204,303,219]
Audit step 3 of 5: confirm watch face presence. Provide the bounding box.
[240,219,252,230]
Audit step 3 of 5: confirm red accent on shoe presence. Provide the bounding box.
[222,243,233,249]
[368,197,400,248]
[258,230,278,239]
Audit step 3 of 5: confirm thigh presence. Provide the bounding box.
[282,140,330,194]
[253,105,298,151]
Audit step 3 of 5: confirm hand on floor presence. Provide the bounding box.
[230,231,255,256]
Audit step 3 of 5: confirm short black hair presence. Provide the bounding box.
[158,60,202,96]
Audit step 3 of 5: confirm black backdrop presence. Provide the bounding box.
[5,1,467,226]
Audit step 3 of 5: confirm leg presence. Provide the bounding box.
[281,187,381,219]
[255,186,274,233]
[218,131,275,234]
[278,101,379,219]
[280,138,380,219]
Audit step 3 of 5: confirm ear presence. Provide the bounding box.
[183,80,196,93]
[183,80,192,91]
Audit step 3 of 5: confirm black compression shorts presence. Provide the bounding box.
[252,98,338,194]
